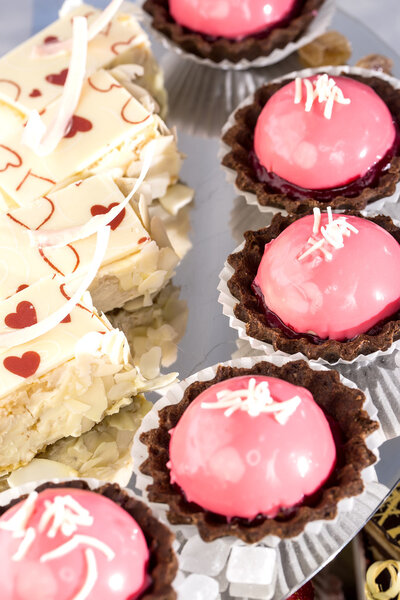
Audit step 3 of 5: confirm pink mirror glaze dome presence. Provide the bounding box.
[168,375,336,520]
[168,0,298,40]
[0,488,150,600]
[253,213,400,341]
[254,75,396,190]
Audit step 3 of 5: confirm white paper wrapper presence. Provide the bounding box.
[132,355,388,600]
[220,66,400,215]
[217,241,400,367]
[144,0,336,71]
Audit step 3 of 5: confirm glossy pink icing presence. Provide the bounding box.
[254,76,396,189]
[254,214,400,341]
[169,375,336,519]
[0,488,150,600]
[169,0,297,40]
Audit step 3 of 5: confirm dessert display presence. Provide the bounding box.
[298,30,352,67]
[0,480,177,599]
[143,0,328,66]
[224,209,400,362]
[222,70,400,214]
[139,359,378,542]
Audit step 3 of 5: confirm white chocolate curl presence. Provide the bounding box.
[34,0,124,57]
[294,74,351,119]
[298,207,358,262]
[23,16,88,156]
[201,377,301,424]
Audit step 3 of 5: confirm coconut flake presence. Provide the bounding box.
[40,533,115,562]
[34,0,124,57]
[72,549,98,600]
[23,16,88,157]
[298,209,358,261]
[0,227,110,352]
[201,377,301,424]
[294,74,351,119]
[29,142,155,248]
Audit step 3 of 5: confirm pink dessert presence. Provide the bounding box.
[0,488,150,600]
[254,75,396,190]
[253,211,400,341]
[168,375,336,520]
[169,0,298,40]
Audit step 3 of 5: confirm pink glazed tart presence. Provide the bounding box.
[0,481,178,600]
[139,361,378,542]
[143,0,326,64]
[222,72,400,213]
[227,211,400,362]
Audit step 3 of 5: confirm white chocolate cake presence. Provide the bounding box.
[0,174,179,312]
[0,0,187,486]
[0,277,175,476]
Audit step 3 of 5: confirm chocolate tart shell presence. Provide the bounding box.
[227,212,400,362]
[140,360,378,543]
[0,480,177,600]
[222,72,400,214]
[143,0,325,64]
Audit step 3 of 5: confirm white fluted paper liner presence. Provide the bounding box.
[132,355,388,600]
[217,243,400,367]
[220,66,400,215]
[144,0,335,71]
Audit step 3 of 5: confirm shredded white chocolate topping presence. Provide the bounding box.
[201,377,301,424]
[298,207,358,262]
[294,74,351,119]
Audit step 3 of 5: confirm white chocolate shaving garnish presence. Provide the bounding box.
[23,16,88,157]
[12,527,36,561]
[39,495,93,538]
[295,74,351,119]
[0,226,110,351]
[298,207,358,262]
[201,378,301,424]
[40,533,115,562]
[72,548,98,600]
[0,491,38,537]
[29,142,155,248]
[34,0,124,57]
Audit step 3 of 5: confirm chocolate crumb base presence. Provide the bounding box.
[227,212,400,362]
[140,360,378,543]
[143,0,324,64]
[222,72,400,214]
[0,480,178,600]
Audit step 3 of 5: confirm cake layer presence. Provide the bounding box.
[0,174,179,311]
[0,277,175,474]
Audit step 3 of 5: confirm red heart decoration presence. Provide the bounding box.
[64,115,93,139]
[4,351,40,378]
[0,144,22,173]
[61,314,71,323]
[5,301,37,329]
[90,203,126,231]
[29,88,42,98]
[44,35,59,44]
[16,284,28,293]
[46,68,68,86]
